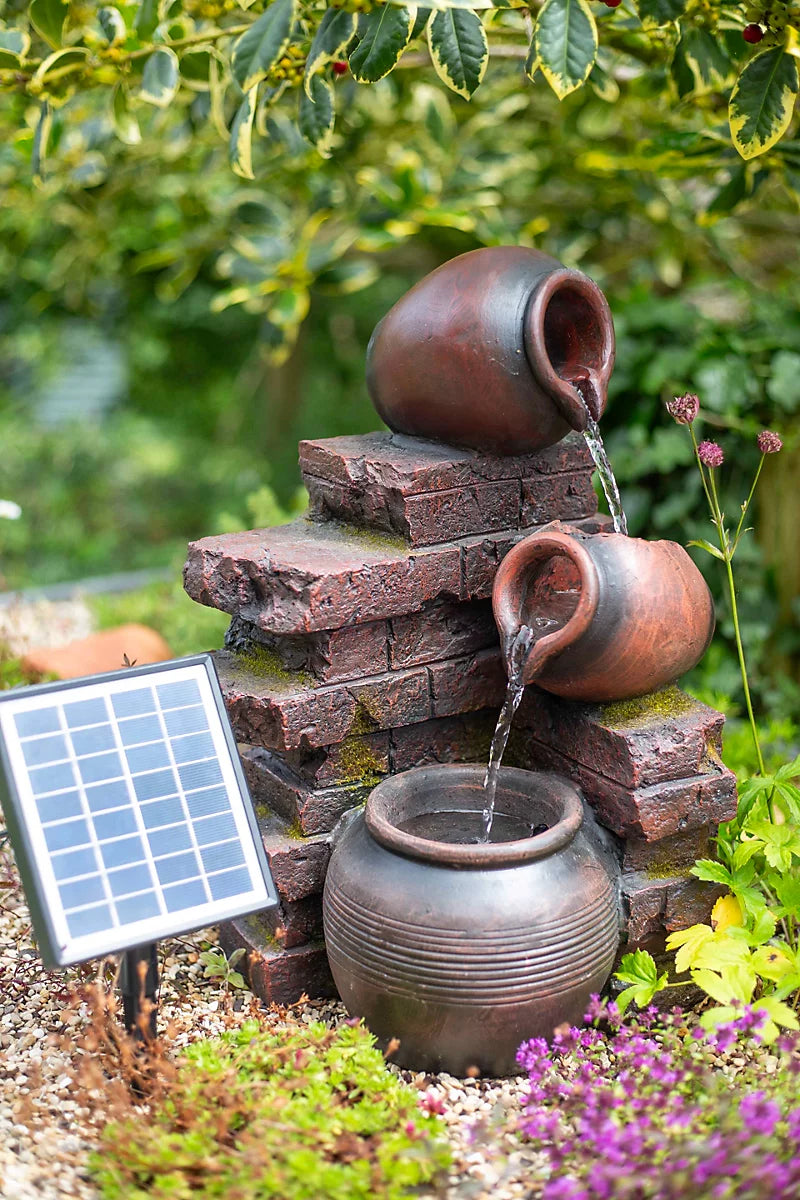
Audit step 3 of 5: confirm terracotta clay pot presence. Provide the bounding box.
[492,522,715,701]
[323,764,620,1076]
[366,246,615,455]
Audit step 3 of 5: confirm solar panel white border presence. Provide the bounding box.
[0,655,277,967]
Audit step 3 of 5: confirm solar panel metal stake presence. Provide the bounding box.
[121,943,159,1042]
[0,654,278,1038]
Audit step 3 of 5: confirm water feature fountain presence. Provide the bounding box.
[183,247,738,1070]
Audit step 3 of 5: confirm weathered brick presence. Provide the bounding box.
[298,430,593,494]
[389,710,498,772]
[517,686,727,789]
[621,828,715,873]
[621,872,723,945]
[184,513,609,638]
[518,738,737,840]
[243,745,369,836]
[220,916,336,1004]
[428,649,507,718]
[225,616,389,684]
[249,801,332,899]
[520,473,598,527]
[262,894,324,949]
[389,600,498,670]
[217,649,432,751]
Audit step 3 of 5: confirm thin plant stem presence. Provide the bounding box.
[732,454,766,554]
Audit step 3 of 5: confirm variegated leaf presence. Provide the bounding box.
[232,0,296,92]
[671,28,733,98]
[299,73,335,156]
[524,37,537,82]
[349,5,416,83]
[428,8,488,99]
[32,101,52,184]
[386,0,495,9]
[729,46,798,160]
[140,47,179,106]
[112,81,141,145]
[0,28,30,57]
[304,9,356,97]
[637,0,685,25]
[534,0,597,101]
[29,0,68,48]
[229,85,258,179]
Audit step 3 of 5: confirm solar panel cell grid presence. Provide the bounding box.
[0,657,275,965]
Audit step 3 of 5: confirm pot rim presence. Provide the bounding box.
[524,267,615,430]
[492,528,600,688]
[364,764,584,867]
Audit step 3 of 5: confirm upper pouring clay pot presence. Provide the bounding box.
[492,522,715,702]
[366,246,615,455]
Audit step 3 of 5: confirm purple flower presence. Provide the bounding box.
[698,440,724,468]
[758,430,783,454]
[667,393,700,424]
[739,1090,781,1137]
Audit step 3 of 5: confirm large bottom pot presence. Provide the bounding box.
[323,764,621,1077]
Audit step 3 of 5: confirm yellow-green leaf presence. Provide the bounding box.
[534,0,597,100]
[730,46,799,160]
[31,100,52,185]
[427,8,487,99]
[112,81,141,146]
[710,893,743,932]
[140,47,179,107]
[229,85,258,180]
[29,0,68,48]
[666,922,714,974]
[0,28,30,58]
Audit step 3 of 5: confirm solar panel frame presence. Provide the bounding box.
[0,654,278,968]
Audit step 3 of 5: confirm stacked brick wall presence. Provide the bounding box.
[183,431,738,1005]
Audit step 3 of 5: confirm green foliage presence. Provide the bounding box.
[89,576,231,658]
[198,945,248,988]
[90,1017,451,1200]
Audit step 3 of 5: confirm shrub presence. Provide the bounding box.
[90,1017,451,1200]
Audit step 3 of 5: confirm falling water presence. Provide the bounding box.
[481,623,537,841]
[571,375,628,536]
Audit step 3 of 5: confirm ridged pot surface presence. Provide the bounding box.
[322,765,620,1077]
[365,246,615,455]
[492,522,715,701]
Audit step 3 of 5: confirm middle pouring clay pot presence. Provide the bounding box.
[492,522,715,701]
[322,764,621,1077]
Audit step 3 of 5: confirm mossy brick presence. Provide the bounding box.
[219,917,336,1004]
[519,738,737,840]
[282,732,391,788]
[225,615,390,684]
[428,648,507,718]
[622,827,716,874]
[621,872,724,946]
[298,430,593,494]
[242,745,370,836]
[517,685,727,790]
[215,648,432,751]
[261,893,324,949]
[249,802,332,900]
[389,600,499,670]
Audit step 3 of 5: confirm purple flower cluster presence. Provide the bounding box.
[516,998,800,1199]
[757,430,783,454]
[666,393,700,425]
[697,440,725,468]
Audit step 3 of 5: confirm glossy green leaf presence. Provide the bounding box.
[349,5,416,84]
[232,0,296,92]
[304,9,357,97]
[589,60,619,102]
[410,7,432,39]
[98,6,127,46]
[730,46,799,160]
[687,538,725,560]
[29,0,68,48]
[524,38,537,82]
[637,0,685,25]
[428,8,488,99]
[315,259,380,294]
[134,0,159,41]
[534,0,597,100]
[387,0,494,7]
[112,82,141,145]
[0,28,30,57]
[33,47,89,84]
[299,74,335,156]
[140,47,179,107]
[229,85,258,179]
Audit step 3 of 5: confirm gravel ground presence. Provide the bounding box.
[0,819,543,1200]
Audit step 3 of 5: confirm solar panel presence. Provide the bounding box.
[0,654,277,967]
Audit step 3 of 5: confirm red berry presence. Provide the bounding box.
[332,61,348,75]
[604,0,622,6]
[743,23,764,42]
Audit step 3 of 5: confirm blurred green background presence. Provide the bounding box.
[2,53,799,745]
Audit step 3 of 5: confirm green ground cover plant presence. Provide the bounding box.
[90,1016,451,1200]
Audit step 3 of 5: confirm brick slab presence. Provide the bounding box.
[389,600,498,671]
[262,894,324,949]
[252,804,332,899]
[621,872,723,945]
[225,616,389,684]
[220,917,336,1004]
[243,746,370,836]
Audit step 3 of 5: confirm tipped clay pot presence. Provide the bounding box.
[492,522,715,702]
[366,246,615,455]
[323,764,620,1076]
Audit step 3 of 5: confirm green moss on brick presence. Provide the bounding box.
[335,737,386,787]
[600,686,697,730]
[233,644,312,691]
